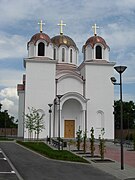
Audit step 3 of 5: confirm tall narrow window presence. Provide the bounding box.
[62,48,65,62]
[70,49,72,63]
[53,48,56,60]
[38,42,45,56]
[96,45,102,59]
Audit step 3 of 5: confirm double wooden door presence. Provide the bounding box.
[64,120,75,138]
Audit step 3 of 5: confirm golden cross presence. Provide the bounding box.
[38,20,45,33]
[58,20,66,35]
[92,23,99,36]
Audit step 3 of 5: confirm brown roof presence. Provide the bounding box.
[83,35,110,49]
[17,84,25,91]
[28,32,51,45]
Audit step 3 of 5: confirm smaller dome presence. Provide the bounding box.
[84,35,109,49]
[51,35,77,49]
[28,32,51,45]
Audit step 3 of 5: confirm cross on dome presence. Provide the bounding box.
[38,20,45,33]
[92,23,99,36]
[58,20,66,35]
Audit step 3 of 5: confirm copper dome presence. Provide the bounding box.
[28,32,51,45]
[84,35,109,49]
[51,35,77,49]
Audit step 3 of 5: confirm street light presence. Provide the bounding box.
[111,65,127,170]
[48,104,53,144]
[56,95,63,150]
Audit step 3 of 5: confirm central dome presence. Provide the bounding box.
[51,35,77,49]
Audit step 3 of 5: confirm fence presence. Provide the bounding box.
[0,128,17,137]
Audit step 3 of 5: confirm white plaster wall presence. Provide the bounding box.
[18,91,25,137]
[28,43,35,57]
[104,48,109,61]
[80,65,85,79]
[24,59,56,138]
[57,77,83,96]
[85,45,93,60]
[46,44,53,59]
[85,63,114,139]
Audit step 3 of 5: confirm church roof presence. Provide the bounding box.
[51,35,77,49]
[83,35,110,50]
[28,32,51,45]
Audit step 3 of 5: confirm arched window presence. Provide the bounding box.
[38,42,45,56]
[96,45,102,59]
[62,48,65,62]
[70,49,72,63]
[53,48,56,60]
[97,110,104,129]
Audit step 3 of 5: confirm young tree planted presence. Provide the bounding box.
[76,126,82,151]
[24,107,45,140]
[99,128,106,160]
[90,127,95,157]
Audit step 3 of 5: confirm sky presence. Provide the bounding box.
[0,0,135,120]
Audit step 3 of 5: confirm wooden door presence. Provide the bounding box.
[64,120,75,138]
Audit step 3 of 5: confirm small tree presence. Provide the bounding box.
[90,127,95,157]
[24,107,45,140]
[76,126,82,151]
[83,131,87,153]
[99,128,106,160]
[33,110,45,140]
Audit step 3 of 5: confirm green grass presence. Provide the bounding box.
[0,137,14,141]
[17,141,89,163]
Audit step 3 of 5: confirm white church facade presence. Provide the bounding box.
[17,21,115,139]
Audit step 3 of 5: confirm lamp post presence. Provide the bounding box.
[56,95,63,150]
[111,65,127,170]
[48,104,53,143]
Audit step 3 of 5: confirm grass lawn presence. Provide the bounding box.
[0,137,14,141]
[17,141,89,163]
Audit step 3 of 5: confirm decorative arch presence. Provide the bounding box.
[58,73,83,83]
[97,110,104,129]
[38,42,45,56]
[60,92,87,111]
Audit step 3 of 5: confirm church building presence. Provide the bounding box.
[17,21,115,139]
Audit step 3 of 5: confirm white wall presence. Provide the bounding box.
[84,62,115,139]
[18,91,25,137]
[24,59,56,138]
[57,76,83,95]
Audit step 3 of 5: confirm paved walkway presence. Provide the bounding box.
[0,142,118,180]
[67,141,135,180]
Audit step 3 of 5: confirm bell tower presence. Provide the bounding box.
[82,24,110,62]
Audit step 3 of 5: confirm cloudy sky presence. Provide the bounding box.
[0,0,135,119]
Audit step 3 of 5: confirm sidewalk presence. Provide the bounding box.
[68,141,135,180]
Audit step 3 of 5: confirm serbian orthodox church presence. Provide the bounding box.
[17,20,115,139]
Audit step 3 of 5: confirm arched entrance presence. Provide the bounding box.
[60,92,87,138]
[62,99,82,138]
